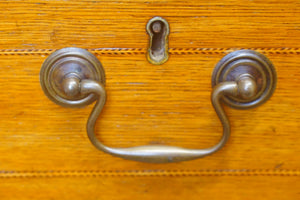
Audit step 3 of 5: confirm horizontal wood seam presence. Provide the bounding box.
[0,48,299,56]
[0,169,299,178]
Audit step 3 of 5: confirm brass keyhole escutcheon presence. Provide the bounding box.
[146,17,170,65]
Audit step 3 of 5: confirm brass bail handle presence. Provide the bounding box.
[40,48,276,163]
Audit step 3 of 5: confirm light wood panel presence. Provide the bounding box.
[0,0,299,198]
[0,52,299,171]
[0,0,299,49]
[1,175,299,199]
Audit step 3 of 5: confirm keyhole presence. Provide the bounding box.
[151,21,165,59]
[146,17,169,65]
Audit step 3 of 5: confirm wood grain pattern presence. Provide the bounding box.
[1,176,300,200]
[0,53,299,171]
[0,0,299,49]
[0,0,299,199]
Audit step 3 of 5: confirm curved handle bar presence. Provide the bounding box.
[40,48,274,163]
[79,77,255,163]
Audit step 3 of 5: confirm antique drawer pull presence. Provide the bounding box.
[40,47,276,163]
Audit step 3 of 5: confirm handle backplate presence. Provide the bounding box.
[212,50,277,109]
[40,47,105,108]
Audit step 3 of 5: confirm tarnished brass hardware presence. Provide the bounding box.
[40,48,276,163]
[212,50,277,109]
[146,17,169,65]
[40,47,105,108]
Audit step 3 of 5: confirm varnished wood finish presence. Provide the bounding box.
[1,176,300,200]
[0,0,299,49]
[0,53,300,170]
[0,0,299,199]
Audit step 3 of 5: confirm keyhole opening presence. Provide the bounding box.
[146,17,169,65]
[151,21,165,60]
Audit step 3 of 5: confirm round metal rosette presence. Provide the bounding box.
[212,50,277,109]
[40,47,105,108]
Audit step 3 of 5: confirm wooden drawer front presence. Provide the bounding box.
[0,0,299,199]
[0,1,299,49]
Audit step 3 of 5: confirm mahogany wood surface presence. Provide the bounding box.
[0,0,299,199]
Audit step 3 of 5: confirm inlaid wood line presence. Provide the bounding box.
[0,48,299,56]
[0,170,299,178]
